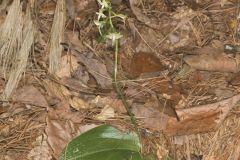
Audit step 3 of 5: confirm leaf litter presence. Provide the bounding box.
[1,0,240,159]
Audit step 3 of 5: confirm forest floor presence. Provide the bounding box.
[1,0,240,159]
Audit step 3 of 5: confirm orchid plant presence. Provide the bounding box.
[94,0,126,46]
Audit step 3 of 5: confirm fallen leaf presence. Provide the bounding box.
[12,85,48,108]
[95,105,115,120]
[133,94,240,136]
[90,96,127,113]
[56,55,79,78]
[46,117,97,159]
[232,140,240,160]
[132,103,169,131]
[64,31,85,51]
[184,47,240,73]
[72,65,89,84]
[0,124,10,137]
[68,96,90,110]
[129,0,159,29]
[135,26,163,53]
[46,118,76,158]
[129,52,165,78]
[46,100,85,158]
[48,100,84,123]
[78,124,98,133]
[220,0,228,7]
[66,0,97,21]
[164,94,240,136]
[74,52,112,89]
[212,88,235,99]
[0,106,25,119]
[27,134,52,160]
[61,77,90,93]
[156,144,169,160]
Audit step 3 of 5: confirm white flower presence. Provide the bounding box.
[106,32,123,45]
[94,20,106,35]
[113,13,127,22]
[96,10,106,20]
[97,0,109,9]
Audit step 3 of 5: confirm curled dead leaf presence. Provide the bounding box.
[165,94,240,136]
[56,55,79,78]
[134,93,240,136]
[47,100,84,123]
[184,47,240,73]
[69,96,90,110]
[90,96,126,113]
[95,105,115,120]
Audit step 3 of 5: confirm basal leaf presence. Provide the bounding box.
[60,125,142,160]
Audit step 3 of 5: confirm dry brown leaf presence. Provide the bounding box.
[0,106,25,119]
[164,94,240,136]
[129,0,159,29]
[64,31,85,51]
[0,124,10,137]
[56,55,79,78]
[47,100,84,123]
[27,134,52,160]
[77,124,98,133]
[232,140,240,160]
[90,96,127,113]
[95,105,115,120]
[46,100,85,158]
[75,53,112,89]
[46,114,97,158]
[66,0,97,21]
[133,94,240,136]
[129,52,165,78]
[184,47,240,73]
[72,65,89,84]
[46,118,76,158]
[68,96,90,110]
[220,0,228,7]
[135,26,163,53]
[12,85,48,108]
[62,77,89,92]
[132,104,169,131]
[156,144,169,160]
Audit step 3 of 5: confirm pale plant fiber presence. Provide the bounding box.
[46,0,67,99]
[48,0,66,74]
[0,0,35,99]
[0,0,22,77]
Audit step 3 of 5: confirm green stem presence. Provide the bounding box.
[113,40,141,139]
[100,0,141,145]
[108,7,115,31]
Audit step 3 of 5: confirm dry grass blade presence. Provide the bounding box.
[48,0,66,74]
[0,0,22,77]
[2,6,35,99]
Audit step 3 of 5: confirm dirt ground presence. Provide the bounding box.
[1,0,240,159]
